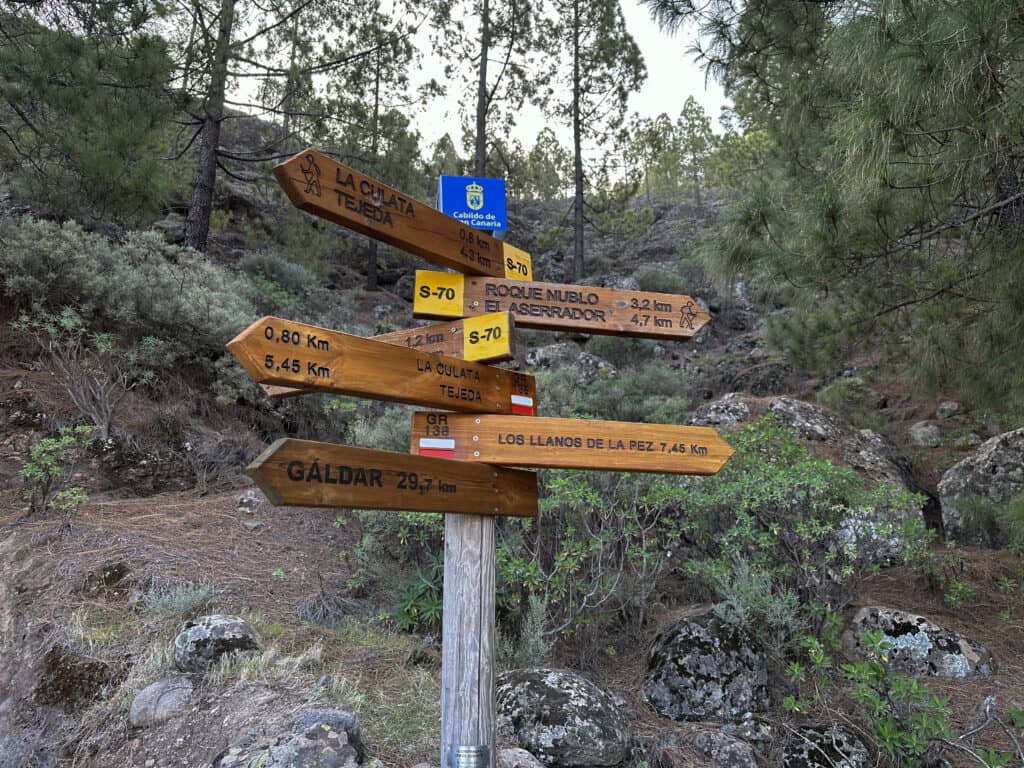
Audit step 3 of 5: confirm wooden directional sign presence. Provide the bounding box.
[261,313,517,399]
[248,439,538,517]
[228,316,537,415]
[409,413,733,475]
[412,271,711,341]
[273,149,532,280]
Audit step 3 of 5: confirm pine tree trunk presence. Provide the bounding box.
[571,0,584,282]
[366,46,382,291]
[184,0,235,252]
[474,0,491,176]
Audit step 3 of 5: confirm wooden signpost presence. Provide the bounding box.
[248,439,537,517]
[412,270,711,340]
[274,149,533,281]
[239,149,735,768]
[409,413,733,475]
[261,312,517,399]
[227,316,536,415]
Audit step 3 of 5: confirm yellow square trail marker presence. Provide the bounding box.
[413,271,711,341]
[247,439,537,517]
[227,316,536,415]
[410,413,733,475]
[273,149,532,280]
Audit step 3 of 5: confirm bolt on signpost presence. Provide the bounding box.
[244,149,733,768]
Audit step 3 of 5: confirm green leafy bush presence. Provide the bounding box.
[679,416,927,654]
[20,426,95,522]
[536,362,689,423]
[635,265,687,295]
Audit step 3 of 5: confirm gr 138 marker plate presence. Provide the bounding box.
[412,271,711,341]
[248,439,537,517]
[409,413,733,475]
[273,149,532,280]
[261,313,517,399]
[227,316,536,415]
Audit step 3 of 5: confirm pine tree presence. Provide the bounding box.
[0,5,174,221]
[547,0,645,280]
[644,0,1024,411]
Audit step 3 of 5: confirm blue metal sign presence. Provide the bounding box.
[438,175,507,233]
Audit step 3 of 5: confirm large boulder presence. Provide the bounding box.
[643,613,768,722]
[689,393,750,428]
[844,607,995,679]
[767,398,914,490]
[782,725,868,768]
[128,676,193,728]
[938,428,1024,546]
[173,615,261,673]
[496,668,630,767]
[692,730,758,768]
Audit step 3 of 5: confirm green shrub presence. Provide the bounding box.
[20,425,95,521]
[635,265,687,295]
[816,376,886,431]
[584,335,661,368]
[536,362,688,423]
[679,416,927,651]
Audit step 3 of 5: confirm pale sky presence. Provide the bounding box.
[417,0,728,155]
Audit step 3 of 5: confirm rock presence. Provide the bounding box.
[242,520,265,532]
[690,393,750,428]
[496,668,630,767]
[692,730,758,768]
[394,272,416,302]
[525,343,616,386]
[498,748,546,768]
[601,275,640,291]
[238,488,268,514]
[938,429,1024,546]
[215,726,360,768]
[936,401,962,419]
[909,421,942,448]
[293,709,364,763]
[782,725,868,768]
[767,398,916,491]
[844,607,995,679]
[643,613,768,722]
[721,714,773,746]
[128,676,193,728]
[173,615,261,673]
[151,212,185,243]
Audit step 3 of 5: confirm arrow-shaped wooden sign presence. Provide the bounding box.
[227,316,537,415]
[412,271,711,341]
[261,312,517,399]
[273,149,532,280]
[248,439,538,517]
[409,413,733,475]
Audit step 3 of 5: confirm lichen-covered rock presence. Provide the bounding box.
[128,676,192,727]
[293,710,364,763]
[690,393,750,428]
[844,607,995,679]
[692,730,758,768]
[910,421,942,448]
[643,613,768,722]
[782,725,868,768]
[938,428,1024,546]
[498,748,546,768]
[936,401,962,419]
[173,615,261,673]
[496,668,630,767]
[526,343,616,386]
[215,726,360,768]
[767,398,914,490]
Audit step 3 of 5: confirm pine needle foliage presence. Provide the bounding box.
[645,0,1024,413]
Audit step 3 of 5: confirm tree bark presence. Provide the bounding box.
[571,0,584,282]
[184,0,235,252]
[474,0,491,176]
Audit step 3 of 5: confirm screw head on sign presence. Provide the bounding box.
[475,418,481,424]
[474,451,480,457]
[473,435,479,442]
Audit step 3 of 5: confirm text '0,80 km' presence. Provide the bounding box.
[248,439,538,517]
[226,316,537,415]
[410,413,734,475]
[273,149,532,280]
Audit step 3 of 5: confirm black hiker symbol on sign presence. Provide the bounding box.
[300,153,322,197]
[680,300,699,330]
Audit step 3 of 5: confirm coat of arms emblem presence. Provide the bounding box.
[466,182,484,211]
